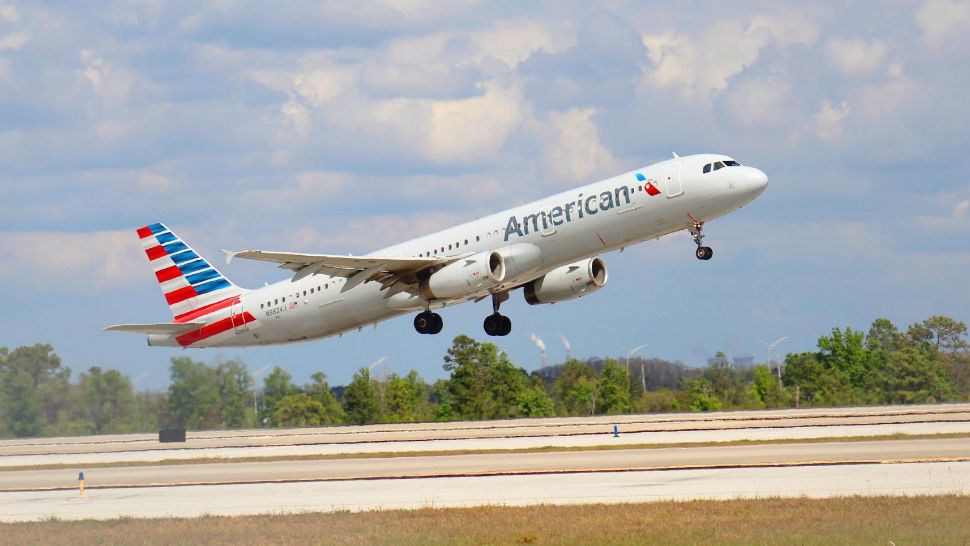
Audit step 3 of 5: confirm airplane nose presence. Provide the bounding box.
[741,167,768,198]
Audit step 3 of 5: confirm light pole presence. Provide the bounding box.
[758,337,789,386]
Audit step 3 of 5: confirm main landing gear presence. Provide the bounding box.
[483,292,512,337]
[688,214,714,261]
[414,310,443,335]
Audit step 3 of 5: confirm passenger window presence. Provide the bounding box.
[260,304,264,309]
[310,288,314,294]
[282,297,285,303]
[448,244,452,250]
[274,299,278,305]
[476,236,480,242]
[464,239,468,245]
[703,164,711,174]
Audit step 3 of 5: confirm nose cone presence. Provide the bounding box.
[739,167,768,199]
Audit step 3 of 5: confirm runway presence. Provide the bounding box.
[4,403,970,468]
[2,405,969,522]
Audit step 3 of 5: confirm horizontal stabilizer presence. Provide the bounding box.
[103,322,204,335]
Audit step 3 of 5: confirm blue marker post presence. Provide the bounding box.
[613,424,619,438]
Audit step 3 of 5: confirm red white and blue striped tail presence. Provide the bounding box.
[136,222,245,322]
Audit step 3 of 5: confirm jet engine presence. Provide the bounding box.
[523,257,607,305]
[419,250,505,300]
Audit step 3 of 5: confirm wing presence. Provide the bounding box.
[104,322,205,335]
[223,249,456,296]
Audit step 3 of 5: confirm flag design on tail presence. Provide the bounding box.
[137,222,245,323]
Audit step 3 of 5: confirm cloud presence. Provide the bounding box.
[0,230,145,292]
[916,0,970,49]
[814,100,850,140]
[536,108,616,184]
[956,199,970,218]
[723,78,792,129]
[642,13,816,101]
[0,29,25,50]
[824,38,889,76]
[0,5,17,23]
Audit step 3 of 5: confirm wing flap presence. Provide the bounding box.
[103,322,205,335]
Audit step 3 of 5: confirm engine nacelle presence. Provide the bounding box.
[419,250,505,300]
[524,257,607,305]
[498,243,543,282]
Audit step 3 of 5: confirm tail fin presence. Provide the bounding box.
[136,223,246,321]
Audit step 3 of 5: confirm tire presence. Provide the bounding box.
[483,314,501,336]
[500,315,512,336]
[430,313,444,335]
[414,312,431,334]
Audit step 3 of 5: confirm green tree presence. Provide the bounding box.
[907,316,968,353]
[442,335,526,420]
[383,370,431,423]
[682,377,723,411]
[551,359,599,416]
[306,372,345,425]
[0,344,71,434]
[343,367,381,425]
[750,364,785,407]
[879,346,953,404]
[517,385,555,417]
[2,369,43,436]
[867,318,902,354]
[261,367,298,426]
[216,360,255,428]
[78,367,135,434]
[274,394,327,427]
[597,360,632,414]
[167,357,221,429]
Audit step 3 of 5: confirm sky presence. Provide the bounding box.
[1,1,968,390]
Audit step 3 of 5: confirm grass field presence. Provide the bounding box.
[4,495,970,545]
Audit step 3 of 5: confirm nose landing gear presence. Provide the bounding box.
[688,214,714,261]
[483,291,512,337]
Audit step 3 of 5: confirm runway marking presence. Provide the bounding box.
[6,406,970,451]
[6,417,970,459]
[4,457,969,494]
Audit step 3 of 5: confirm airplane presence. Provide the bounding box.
[105,154,767,347]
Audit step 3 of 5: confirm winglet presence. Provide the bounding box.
[221,249,238,265]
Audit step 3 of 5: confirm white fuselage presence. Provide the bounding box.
[148,154,767,347]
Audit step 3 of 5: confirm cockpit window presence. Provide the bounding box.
[713,161,725,171]
[703,163,711,174]
[723,160,740,167]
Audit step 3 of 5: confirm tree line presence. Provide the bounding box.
[1,315,967,438]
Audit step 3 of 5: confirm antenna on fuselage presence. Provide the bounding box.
[672,152,679,158]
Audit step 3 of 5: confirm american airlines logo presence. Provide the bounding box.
[504,174,659,241]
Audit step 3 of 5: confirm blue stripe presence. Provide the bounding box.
[635,173,646,182]
[148,223,166,234]
[178,259,209,274]
[162,241,188,255]
[194,278,232,295]
[186,269,221,285]
[170,250,199,264]
[155,232,177,245]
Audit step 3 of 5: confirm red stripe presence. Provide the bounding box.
[173,296,239,323]
[176,312,255,347]
[165,285,198,305]
[145,246,167,261]
[155,266,182,283]
[137,226,154,239]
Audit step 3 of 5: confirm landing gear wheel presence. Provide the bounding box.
[695,246,713,260]
[484,314,503,336]
[429,312,443,334]
[499,315,512,336]
[414,311,443,334]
